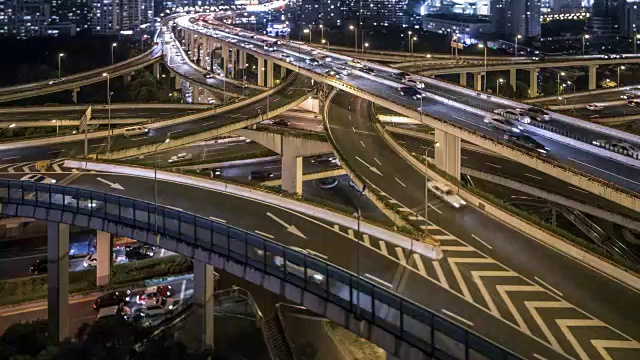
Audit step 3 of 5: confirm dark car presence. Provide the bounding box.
[504,133,549,155]
[398,86,424,99]
[525,107,550,121]
[361,67,375,75]
[305,58,321,66]
[249,170,275,181]
[311,154,338,164]
[393,71,412,80]
[125,246,154,261]
[93,290,131,311]
[202,72,214,79]
[271,118,290,126]
[30,258,47,275]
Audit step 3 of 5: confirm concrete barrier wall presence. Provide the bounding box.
[63,160,441,260]
[373,118,640,291]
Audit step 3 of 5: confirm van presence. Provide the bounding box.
[123,126,149,137]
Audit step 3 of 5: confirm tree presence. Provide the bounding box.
[515,81,530,99]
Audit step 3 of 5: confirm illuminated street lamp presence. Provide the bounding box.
[582,34,589,56]
[410,36,418,54]
[497,78,505,96]
[515,34,522,58]
[111,42,117,64]
[58,53,64,78]
[478,43,487,92]
[618,65,625,88]
[321,39,330,50]
[349,25,358,53]
[303,28,311,44]
[557,71,565,96]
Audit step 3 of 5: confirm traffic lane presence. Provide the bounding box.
[214,156,339,181]
[329,92,640,353]
[0,108,202,122]
[570,104,640,119]
[272,112,324,132]
[537,90,629,106]
[392,132,640,221]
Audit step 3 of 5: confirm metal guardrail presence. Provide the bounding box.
[0,179,520,360]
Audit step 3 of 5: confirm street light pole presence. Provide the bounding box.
[557,71,565,96]
[618,65,625,88]
[515,34,521,58]
[58,53,64,78]
[478,43,487,92]
[408,31,412,53]
[154,136,171,234]
[497,79,504,96]
[111,42,117,64]
[102,73,112,150]
[582,34,589,56]
[0,123,16,136]
[349,25,358,53]
[320,24,324,44]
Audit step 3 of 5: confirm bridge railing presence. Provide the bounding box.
[0,179,520,360]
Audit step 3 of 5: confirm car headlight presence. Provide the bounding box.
[168,305,174,310]
[537,149,547,154]
[460,200,466,205]
[312,273,324,281]
[51,179,57,184]
[512,128,521,133]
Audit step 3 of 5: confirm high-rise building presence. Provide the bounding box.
[586,0,625,35]
[360,0,408,26]
[491,0,542,39]
[91,0,153,34]
[623,1,640,37]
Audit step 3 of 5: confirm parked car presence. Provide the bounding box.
[586,103,604,111]
[20,174,56,184]
[504,133,549,155]
[483,116,523,133]
[427,181,466,208]
[93,290,131,311]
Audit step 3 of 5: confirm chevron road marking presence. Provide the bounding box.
[432,261,449,288]
[21,165,31,172]
[525,301,569,352]
[448,257,495,302]
[52,163,62,172]
[8,162,29,173]
[495,285,539,336]
[470,270,518,317]
[432,234,457,240]
[412,253,427,276]
[592,340,640,360]
[557,319,604,360]
[440,245,475,251]
[362,234,371,247]
[395,247,407,265]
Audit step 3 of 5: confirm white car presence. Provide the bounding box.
[483,116,523,133]
[348,59,364,68]
[494,109,531,124]
[131,297,178,317]
[168,153,193,163]
[83,253,97,268]
[279,54,294,62]
[136,285,172,304]
[48,78,65,85]
[586,103,604,111]
[427,181,466,208]
[20,174,56,184]
[402,78,425,89]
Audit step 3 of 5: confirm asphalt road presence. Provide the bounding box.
[569,103,640,119]
[0,74,313,164]
[0,107,204,122]
[326,91,640,360]
[536,88,638,106]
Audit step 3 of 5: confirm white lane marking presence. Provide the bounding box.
[355,156,383,176]
[395,247,407,265]
[362,234,371,246]
[533,354,549,360]
[568,186,589,194]
[90,143,106,147]
[373,158,382,166]
[569,158,640,185]
[2,156,20,161]
[486,163,502,169]
[360,141,366,147]
[412,254,427,276]
[379,241,388,255]
[394,177,406,187]
[524,173,542,180]
[364,273,393,288]
[428,203,443,214]
[441,309,474,327]
[432,261,449,288]
[255,230,274,239]
[48,150,65,154]
[130,136,147,141]
[52,163,62,172]
[202,121,216,126]
[534,277,563,297]
[452,115,492,131]
[264,165,281,169]
[471,235,493,250]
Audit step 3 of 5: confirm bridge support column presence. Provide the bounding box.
[459,72,467,87]
[193,86,201,103]
[96,231,112,286]
[48,222,69,342]
[267,60,274,87]
[153,62,160,80]
[175,76,182,90]
[282,155,303,195]
[509,68,517,92]
[221,43,229,77]
[257,57,266,87]
[434,129,461,180]
[194,261,215,349]
[588,65,598,90]
[528,69,538,98]
[473,73,482,91]
[231,48,237,79]
[281,65,287,80]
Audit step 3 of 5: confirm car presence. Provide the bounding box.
[168,152,193,163]
[427,181,466,208]
[402,78,425,89]
[601,79,617,88]
[97,304,131,320]
[48,78,65,85]
[397,86,425,99]
[125,246,154,261]
[603,53,621,59]
[29,257,47,275]
[279,54,294,62]
[83,253,97,268]
[332,65,351,76]
[93,290,131,311]
[525,107,551,121]
[136,285,172,304]
[361,66,375,75]
[130,297,178,319]
[494,109,531,124]
[628,99,640,107]
[324,69,343,79]
[211,65,223,75]
[586,103,604,111]
[532,54,546,61]
[347,59,364,68]
[320,55,333,62]
[483,116,523,133]
[20,174,56,184]
[305,58,321,66]
[263,43,277,51]
[504,133,549,155]
[392,71,412,80]
[311,154,339,164]
[248,170,274,181]
[203,72,214,79]
[271,118,290,126]
[592,140,639,157]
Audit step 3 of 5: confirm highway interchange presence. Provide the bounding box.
[0,11,639,360]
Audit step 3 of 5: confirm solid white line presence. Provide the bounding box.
[569,158,640,185]
[534,277,563,297]
[441,309,474,327]
[568,186,589,194]
[486,163,502,169]
[533,354,549,360]
[202,121,216,126]
[374,158,382,166]
[452,115,492,131]
[255,230,274,239]
[428,203,443,214]
[1,156,20,160]
[208,216,226,223]
[364,273,393,288]
[471,235,493,249]
[524,173,542,180]
[394,177,406,187]
[360,141,366,147]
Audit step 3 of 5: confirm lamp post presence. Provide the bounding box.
[410,36,417,54]
[51,120,59,135]
[353,183,366,320]
[102,73,113,149]
[154,135,172,233]
[321,39,330,50]
[349,25,358,52]
[111,42,117,64]
[0,123,16,136]
[424,142,439,236]
[515,34,521,58]
[567,81,576,111]
[497,78,504,96]
[363,41,369,52]
[557,71,565,96]
[582,34,589,56]
[319,24,324,44]
[479,43,487,92]
[635,33,639,54]
[408,31,412,53]
[618,65,625,88]
[58,53,64,78]
[302,28,311,44]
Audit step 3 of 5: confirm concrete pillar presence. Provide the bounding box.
[257,57,266,87]
[588,65,598,90]
[153,62,160,80]
[48,222,69,342]
[434,129,461,180]
[231,48,237,78]
[175,76,183,90]
[71,88,78,104]
[509,68,517,92]
[194,261,215,348]
[96,231,112,286]
[221,43,229,77]
[459,72,467,87]
[473,73,482,91]
[204,89,211,104]
[267,60,274,87]
[528,69,538,98]
[193,86,200,103]
[282,155,303,195]
[281,65,287,80]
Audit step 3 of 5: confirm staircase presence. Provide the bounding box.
[263,315,294,360]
